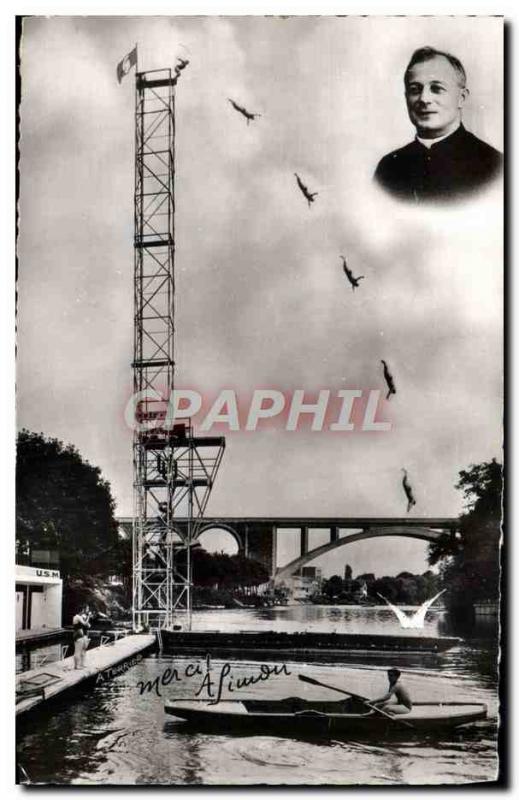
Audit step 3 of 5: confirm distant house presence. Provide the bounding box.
[355,581,368,601]
[291,566,322,601]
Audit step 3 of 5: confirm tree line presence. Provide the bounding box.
[316,569,441,605]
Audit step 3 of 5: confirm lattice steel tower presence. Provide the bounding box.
[132,67,225,631]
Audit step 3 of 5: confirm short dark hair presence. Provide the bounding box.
[388,668,401,679]
[405,47,467,88]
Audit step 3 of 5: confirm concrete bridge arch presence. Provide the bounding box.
[274,526,446,583]
[117,516,458,581]
[195,523,243,552]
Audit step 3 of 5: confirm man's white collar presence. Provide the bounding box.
[416,123,461,149]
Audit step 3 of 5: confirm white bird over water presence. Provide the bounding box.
[377,590,445,629]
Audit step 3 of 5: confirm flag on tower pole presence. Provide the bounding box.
[117,45,138,84]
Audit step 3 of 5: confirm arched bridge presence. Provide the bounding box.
[117,516,458,582]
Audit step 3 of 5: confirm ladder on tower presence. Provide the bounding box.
[130,66,225,633]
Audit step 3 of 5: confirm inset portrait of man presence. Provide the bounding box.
[374,47,503,203]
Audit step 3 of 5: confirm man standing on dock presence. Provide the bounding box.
[372,668,413,715]
[72,607,91,669]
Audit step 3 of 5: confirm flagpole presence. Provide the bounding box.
[135,42,139,73]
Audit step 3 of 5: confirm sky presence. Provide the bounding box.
[17,15,503,578]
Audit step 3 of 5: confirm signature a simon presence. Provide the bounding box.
[137,655,291,703]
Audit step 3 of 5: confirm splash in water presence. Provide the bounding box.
[377,590,445,629]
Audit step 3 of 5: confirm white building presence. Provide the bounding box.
[16,564,63,632]
[290,566,322,601]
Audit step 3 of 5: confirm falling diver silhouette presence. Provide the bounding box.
[381,359,396,400]
[174,57,189,78]
[228,98,262,124]
[401,468,417,512]
[294,173,318,207]
[341,256,365,290]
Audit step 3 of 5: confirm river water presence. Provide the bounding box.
[16,605,499,786]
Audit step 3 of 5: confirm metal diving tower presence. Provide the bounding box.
[131,66,225,631]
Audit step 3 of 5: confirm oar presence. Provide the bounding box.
[298,674,414,729]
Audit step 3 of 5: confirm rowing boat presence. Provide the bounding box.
[165,697,487,735]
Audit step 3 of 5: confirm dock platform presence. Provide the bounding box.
[16,633,155,717]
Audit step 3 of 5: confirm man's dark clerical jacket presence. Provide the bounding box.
[374,124,502,203]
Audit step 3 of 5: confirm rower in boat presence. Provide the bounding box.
[371,668,412,715]
[165,667,487,734]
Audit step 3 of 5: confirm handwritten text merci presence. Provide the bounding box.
[137,655,291,704]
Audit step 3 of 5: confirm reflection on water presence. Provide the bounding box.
[16,606,499,786]
[190,603,447,637]
[16,642,66,675]
[438,610,500,640]
[16,632,117,675]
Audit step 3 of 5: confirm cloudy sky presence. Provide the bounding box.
[17,16,503,577]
